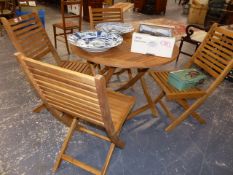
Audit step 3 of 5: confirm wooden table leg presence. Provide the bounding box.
[116,68,148,91]
[127,91,165,120]
[103,67,116,85]
[140,76,158,117]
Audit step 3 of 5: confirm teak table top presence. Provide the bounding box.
[70,36,179,69]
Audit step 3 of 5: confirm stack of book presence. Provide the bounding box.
[168,68,206,91]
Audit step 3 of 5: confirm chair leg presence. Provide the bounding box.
[127,91,165,120]
[101,143,115,175]
[127,69,133,80]
[176,99,206,124]
[53,118,77,172]
[165,97,206,132]
[33,102,45,113]
[64,30,70,55]
[158,100,176,121]
[140,76,158,117]
[52,117,120,175]
[53,25,57,49]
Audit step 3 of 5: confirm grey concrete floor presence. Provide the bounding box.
[0,0,233,175]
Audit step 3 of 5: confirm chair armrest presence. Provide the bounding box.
[184,24,206,41]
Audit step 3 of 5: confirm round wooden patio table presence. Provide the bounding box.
[70,34,179,117]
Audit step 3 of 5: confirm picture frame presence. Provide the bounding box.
[139,23,174,37]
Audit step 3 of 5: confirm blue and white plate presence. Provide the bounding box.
[95,22,134,35]
[68,31,123,52]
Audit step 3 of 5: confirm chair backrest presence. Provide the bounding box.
[15,53,116,135]
[61,0,83,31]
[89,6,123,30]
[188,23,233,93]
[0,13,61,64]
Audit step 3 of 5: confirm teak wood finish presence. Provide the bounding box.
[71,31,179,117]
[88,6,123,30]
[53,0,83,54]
[15,53,135,175]
[0,13,92,112]
[131,24,233,132]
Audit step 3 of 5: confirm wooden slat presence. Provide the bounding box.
[43,91,100,114]
[194,59,219,78]
[206,39,233,58]
[18,30,47,46]
[16,27,43,41]
[89,6,123,30]
[8,13,35,24]
[210,37,233,53]
[24,58,96,86]
[23,40,50,56]
[198,52,226,69]
[62,154,101,175]
[39,85,100,109]
[204,44,232,61]
[35,79,98,101]
[199,46,228,66]
[29,67,96,92]
[45,96,102,120]
[196,54,223,74]
[11,19,38,31]
[14,23,40,36]
[215,27,233,42]
[28,47,51,60]
[48,102,104,126]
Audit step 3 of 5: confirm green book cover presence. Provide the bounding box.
[170,68,206,83]
[168,68,206,91]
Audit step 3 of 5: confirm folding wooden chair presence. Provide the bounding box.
[15,52,135,175]
[132,24,233,132]
[1,12,93,112]
[88,6,123,30]
[53,0,83,54]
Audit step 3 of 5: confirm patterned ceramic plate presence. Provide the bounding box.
[95,22,134,35]
[68,31,123,52]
